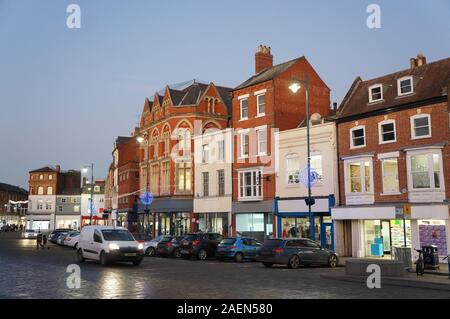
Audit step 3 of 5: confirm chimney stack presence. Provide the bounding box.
[255,45,273,74]
[410,53,427,69]
[55,165,61,173]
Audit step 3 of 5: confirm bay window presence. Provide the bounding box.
[238,169,263,200]
[408,151,443,190]
[345,159,373,194]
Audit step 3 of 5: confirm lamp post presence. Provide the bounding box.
[83,163,95,226]
[289,77,315,241]
[136,135,151,236]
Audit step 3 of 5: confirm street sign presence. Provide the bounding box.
[403,203,411,216]
[140,192,154,205]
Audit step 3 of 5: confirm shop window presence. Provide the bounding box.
[381,158,399,194]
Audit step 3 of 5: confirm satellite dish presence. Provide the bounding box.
[310,113,322,125]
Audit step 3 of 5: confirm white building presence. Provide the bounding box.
[27,194,56,231]
[80,181,106,227]
[275,120,339,250]
[193,128,233,236]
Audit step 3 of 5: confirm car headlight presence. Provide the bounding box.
[138,243,144,250]
[109,243,120,251]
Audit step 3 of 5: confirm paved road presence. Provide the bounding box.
[1,232,449,299]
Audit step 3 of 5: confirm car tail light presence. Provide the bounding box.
[192,240,200,246]
[165,242,173,247]
[273,248,284,253]
[228,246,237,249]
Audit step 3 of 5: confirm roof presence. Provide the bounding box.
[115,136,132,145]
[58,188,82,196]
[234,57,304,90]
[337,57,450,119]
[0,183,28,195]
[29,166,57,173]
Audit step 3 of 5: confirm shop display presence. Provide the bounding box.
[419,220,447,256]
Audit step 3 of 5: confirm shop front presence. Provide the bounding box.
[232,201,274,243]
[275,195,335,250]
[138,198,194,238]
[196,212,229,236]
[55,215,80,230]
[332,204,450,259]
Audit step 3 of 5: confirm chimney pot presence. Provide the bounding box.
[410,58,418,69]
[417,53,427,66]
[255,44,273,74]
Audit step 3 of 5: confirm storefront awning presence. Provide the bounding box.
[233,200,274,214]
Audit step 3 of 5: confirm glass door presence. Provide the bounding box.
[381,220,391,254]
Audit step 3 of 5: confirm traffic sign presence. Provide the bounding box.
[140,192,154,205]
[403,203,411,216]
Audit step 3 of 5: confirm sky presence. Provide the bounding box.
[0,0,449,188]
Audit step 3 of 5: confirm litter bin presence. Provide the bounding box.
[422,245,440,269]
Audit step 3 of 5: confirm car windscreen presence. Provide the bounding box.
[101,230,135,241]
[220,238,236,246]
[261,239,284,249]
[160,237,172,242]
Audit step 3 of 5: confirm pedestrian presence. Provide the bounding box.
[42,234,49,249]
[36,232,42,250]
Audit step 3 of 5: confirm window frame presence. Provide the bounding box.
[256,125,267,156]
[397,76,413,96]
[286,154,300,186]
[239,129,250,159]
[368,84,383,103]
[380,157,400,195]
[344,157,374,195]
[202,172,209,197]
[217,169,225,197]
[256,93,266,117]
[410,114,431,139]
[239,96,249,121]
[407,150,444,191]
[238,168,263,201]
[378,120,397,144]
[350,125,366,149]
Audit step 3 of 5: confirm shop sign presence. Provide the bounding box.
[403,204,411,216]
[395,208,404,220]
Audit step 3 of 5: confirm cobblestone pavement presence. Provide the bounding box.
[1,232,450,299]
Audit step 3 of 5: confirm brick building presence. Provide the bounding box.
[137,80,232,237]
[332,54,450,259]
[0,183,28,226]
[231,45,331,242]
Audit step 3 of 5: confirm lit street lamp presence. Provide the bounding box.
[82,163,95,225]
[289,76,316,241]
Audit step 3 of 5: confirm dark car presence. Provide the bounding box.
[49,228,74,243]
[256,238,339,269]
[157,236,184,258]
[180,233,223,260]
[216,237,261,262]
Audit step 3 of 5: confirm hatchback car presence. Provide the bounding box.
[180,233,223,260]
[64,231,80,248]
[157,236,184,258]
[49,228,73,243]
[56,232,70,245]
[22,229,38,239]
[216,237,261,262]
[256,238,339,269]
[143,235,174,257]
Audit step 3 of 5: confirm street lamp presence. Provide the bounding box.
[289,77,315,241]
[82,163,95,226]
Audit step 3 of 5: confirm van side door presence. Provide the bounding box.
[91,229,103,260]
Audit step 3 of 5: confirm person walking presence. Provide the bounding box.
[36,232,43,250]
[42,234,49,249]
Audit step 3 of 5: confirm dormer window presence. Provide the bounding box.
[369,84,383,103]
[398,76,413,96]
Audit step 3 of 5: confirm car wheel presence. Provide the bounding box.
[100,251,109,266]
[328,254,338,268]
[146,247,155,257]
[77,249,85,263]
[173,248,182,258]
[73,243,78,250]
[132,258,143,266]
[263,262,273,268]
[197,249,208,261]
[288,255,301,269]
[234,252,244,263]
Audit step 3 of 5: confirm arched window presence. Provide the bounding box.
[47,186,53,195]
[38,186,44,195]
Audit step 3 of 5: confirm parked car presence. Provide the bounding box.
[132,233,152,243]
[56,232,69,245]
[49,228,74,243]
[22,229,38,239]
[180,233,223,260]
[64,231,80,248]
[76,226,144,266]
[216,237,261,262]
[256,238,339,269]
[143,235,174,257]
[157,236,184,258]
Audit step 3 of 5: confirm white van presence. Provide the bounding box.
[77,226,144,266]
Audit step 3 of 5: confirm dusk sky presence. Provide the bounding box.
[1,0,449,188]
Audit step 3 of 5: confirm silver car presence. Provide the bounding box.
[143,235,174,257]
[22,229,38,239]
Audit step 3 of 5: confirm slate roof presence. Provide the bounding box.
[234,57,304,90]
[337,57,450,119]
[0,183,28,195]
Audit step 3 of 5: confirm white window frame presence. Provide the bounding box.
[202,144,209,164]
[410,114,431,139]
[368,84,383,103]
[380,157,400,195]
[202,172,209,197]
[217,140,225,162]
[378,120,397,144]
[238,168,263,201]
[255,92,266,117]
[397,76,413,96]
[344,157,374,195]
[350,125,366,149]
[256,125,267,156]
[286,154,300,186]
[406,149,444,191]
[239,129,250,159]
[239,96,249,121]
